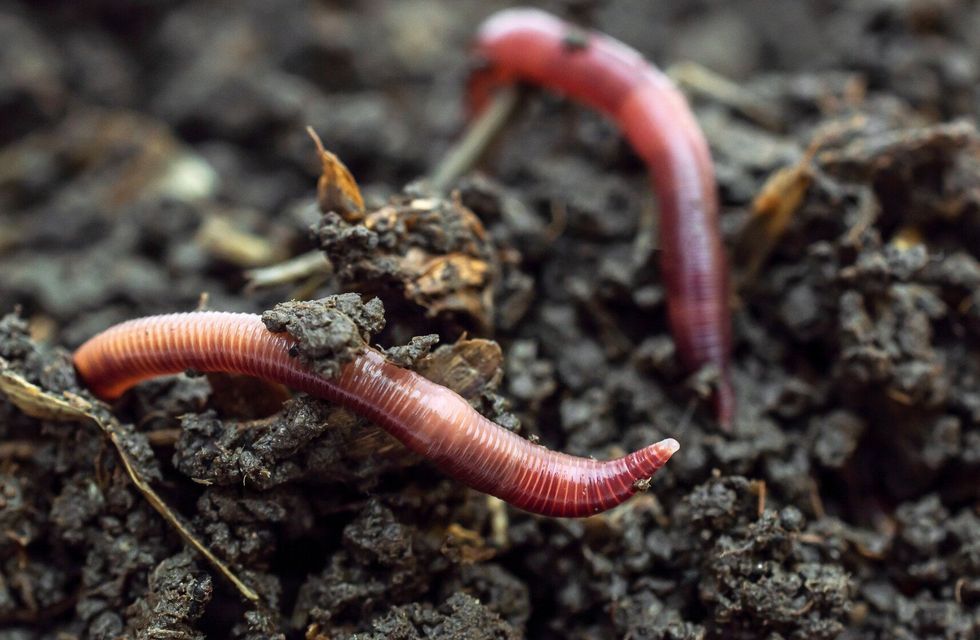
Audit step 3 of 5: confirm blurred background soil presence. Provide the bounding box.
[0,0,979,638]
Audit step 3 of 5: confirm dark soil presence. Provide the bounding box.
[1,1,979,638]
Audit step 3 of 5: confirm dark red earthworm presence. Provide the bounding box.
[73,312,678,518]
[468,8,735,426]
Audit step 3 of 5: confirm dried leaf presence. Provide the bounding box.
[736,158,813,285]
[0,358,91,420]
[416,338,503,398]
[751,162,812,237]
[374,198,494,330]
[307,126,365,222]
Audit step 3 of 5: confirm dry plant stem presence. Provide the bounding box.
[667,61,782,131]
[244,250,332,292]
[101,418,261,602]
[0,360,260,603]
[73,312,679,517]
[429,86,521,193]
[468,8,735,426]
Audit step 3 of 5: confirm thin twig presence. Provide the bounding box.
[101,423,260,602]
[667,61,782,131]
[0,362,261,604]
[244,250,332,292]
[429,87,522,193]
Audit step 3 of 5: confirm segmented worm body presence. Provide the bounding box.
[468,8,735,426]
[73,312,678,517]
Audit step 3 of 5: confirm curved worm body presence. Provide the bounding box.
[73,312,678,517]
[468,8,735,426]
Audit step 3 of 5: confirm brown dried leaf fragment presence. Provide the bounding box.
[403,249,493,325]
[416,338,503,399]
[736,153,813,286]
[316,192,498,332]
[0,357,91,421]
[307,126,365,222]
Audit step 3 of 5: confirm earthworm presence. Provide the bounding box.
[73,312,679,517]
[468,8,735,426]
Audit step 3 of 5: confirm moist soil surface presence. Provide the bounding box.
[1,1,979,638]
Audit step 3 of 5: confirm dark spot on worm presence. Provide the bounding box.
[561,28,589,52]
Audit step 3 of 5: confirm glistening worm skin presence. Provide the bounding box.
[73,312,679,518]
[468,8,735,426]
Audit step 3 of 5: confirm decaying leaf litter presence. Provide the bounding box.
[0,1,979,638]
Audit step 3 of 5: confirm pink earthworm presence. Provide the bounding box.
[73,312,679,517]
[467,8,735,426]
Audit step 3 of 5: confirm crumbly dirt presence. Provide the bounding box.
[261,294,384,377]
[1,1,979,638]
